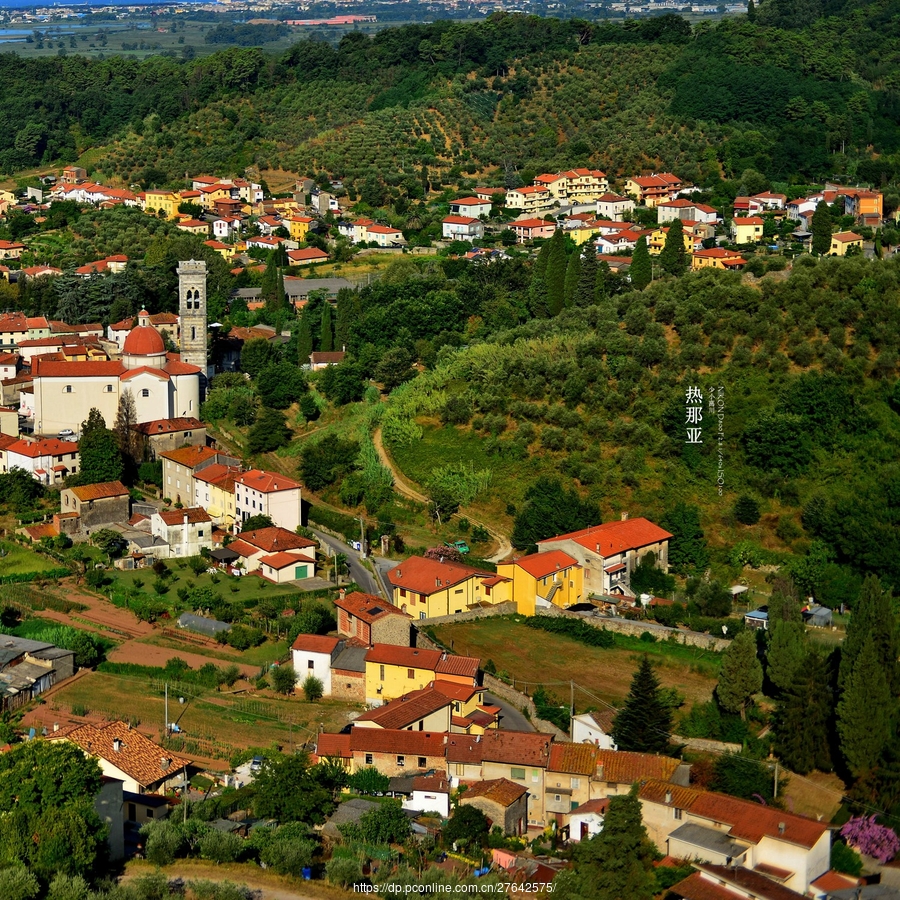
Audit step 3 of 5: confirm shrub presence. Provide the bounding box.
[270,664,297,695]
[326,857,362,889]
[733,495,761,525]
[302,674,323,702]
[523,616,615,648]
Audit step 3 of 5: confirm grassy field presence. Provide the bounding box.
[0,542,65,576]
[49,670,357,762]
[431,618,722,712]
[138,631,289,667]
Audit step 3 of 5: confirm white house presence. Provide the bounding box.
[505,186,551,212]
[258,551,315,583]
[442,216,484,241]
[365,224,406,248]
[403,773,451,817]
[596,193,635,221]
[449,197,492,218]
[150,507,213,558]
[234,469,302,533]
[656,200,719,225]
[567,799,608,842]
[291,634,342,696]
[5,437,79,483]
[571,709,617,750]
[224,526,316,575]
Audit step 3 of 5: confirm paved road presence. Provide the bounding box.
[486,692,534,732]
[309,527,382,597]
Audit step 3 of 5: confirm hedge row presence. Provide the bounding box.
[523,615,616,648]
[0,568,71,585]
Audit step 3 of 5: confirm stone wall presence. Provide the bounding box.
[535,605,730,652]
[417,602,518,627]
[330,670,365,703]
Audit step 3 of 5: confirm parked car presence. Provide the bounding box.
[250,756,264,773]
[449,540,469,554]
[58,429,74,438]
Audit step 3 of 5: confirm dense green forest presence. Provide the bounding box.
[1,2,899,191]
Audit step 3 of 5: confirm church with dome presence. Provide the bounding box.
[31,261,207,436]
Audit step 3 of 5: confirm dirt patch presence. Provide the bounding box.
[108,640,259,678]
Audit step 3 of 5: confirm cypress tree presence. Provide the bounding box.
[837,636,893,778]
[839,575,900,694]
[716,632,763,720]
[610,655,673,754]
[747,0,756,22]
[811,201,833,256]
[528,240,551,318]
[297,311,313,364]
[630,236,652,290]
[660,502,710,574]
[76,408,123,486]
[775,650,834,774]
[574,242,598,307]
[545,228,567,316]
[334,288,355,350]
[659,218,687,276]
[563,245,582,309]
[766,620,806,696]
[320,303,334,353]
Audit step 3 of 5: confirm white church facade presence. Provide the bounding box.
[32,261,208,436]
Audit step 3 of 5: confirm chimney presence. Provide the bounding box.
[621,511,629,521]
[665,790,672,804]
[778,822,785,835]
[161,757,171,771]
[596,544,600,553]
[113,738,122,753]
[476,735,481,743]
[598,763,604,781]
[339,588,346,599]
[53,723,59,732]
[436,578,441,587]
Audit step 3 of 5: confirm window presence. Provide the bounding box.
[397,755,405,767]
[571,777,581,790]
[307,660,314,670]
[510,767,525,780]
[365,754,373,765]
[531,770,540,783]
[146,808,154,818]
[407,668,415,679]
[674,808,683,820]
[379,665,385,680]
[197,530,203,537]
[400,588,406,598]
[485,586,491,597]
[418,757,426,767]
[104,384,113,392]
[453,702,460,713]
[191,327,196,340]
[555,795,561,802]
[420,612,426,620]
[64,385,72,393]
[141,389,149,398]
[454,588,463,594]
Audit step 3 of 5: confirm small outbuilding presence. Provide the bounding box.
[176,613,231,638]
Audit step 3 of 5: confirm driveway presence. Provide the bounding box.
[485,692,534,732]
[309,527,381,597]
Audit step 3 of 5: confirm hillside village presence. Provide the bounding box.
[0,147,898,898]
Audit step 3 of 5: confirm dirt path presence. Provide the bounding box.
[373,427,513,563]
[107,640,259,678]
[59,582,156,639]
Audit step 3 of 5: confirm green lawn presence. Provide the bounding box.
[0,542,64,576]
[110,565,300,604]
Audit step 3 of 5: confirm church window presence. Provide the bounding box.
[191,327,196,340]
[104,384,113,392]
[141,389,149,398]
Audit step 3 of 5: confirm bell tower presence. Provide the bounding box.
[178,259,208,372]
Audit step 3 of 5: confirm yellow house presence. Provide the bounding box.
[647,226,693,256]
[364,644,479,706]
[191,463,239,528]
[143,190,180,220]
[830,231,863,256]
[198,185,232,211]
[290,215,314,242]
[570,224,604,246]
[498,549,584,616]
[730,216,765,244]
[387,556,511,620]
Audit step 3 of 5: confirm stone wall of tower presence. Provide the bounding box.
[178,259,208,370]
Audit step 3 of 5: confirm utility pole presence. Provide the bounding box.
[773,761,779,799]
[333,550,338,586]
[359,516,367,558]
[165,682,168,737]
[570,680,575,737]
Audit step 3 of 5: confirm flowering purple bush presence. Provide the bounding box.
[840,815,900,863]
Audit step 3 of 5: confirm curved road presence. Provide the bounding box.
[309,527,382,597]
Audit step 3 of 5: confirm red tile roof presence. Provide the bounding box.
[512,218,554,229]
[32,358,125,377]
[388,555,494,596]
[693,866,808,900]
[480,730,552,766]
[512,549,580,579]
[810,870,860,891]
[259,551,309,570]
[316,732,352,759]
[287,247,329,261]
[639,782,828,849]
[832,231,863,242]
[668,872,745,900]
[8,438,79,457]
[540,518,672,557]
[192,463,240,491]
[732,216,764,225]
[365,645,442,669]
[432,680,480,702]
[571,798,609,816]
[348,729,448,757]
[236,469,301,493]
[443,215,481,225]
[335,591,411,623]
[68,481,128,501]
[223,538,257,558]
[133,417,204,435]
[548,743,598,776]
[160,445,218,467]
[435,654,480,679]
[291,634,341,653]
[462,777,527,807]
[596,750,680,784]
[157,507,212,526]
[354,687,450,729]
[237,527,315,553]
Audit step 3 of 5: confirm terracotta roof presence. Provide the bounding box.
[443,215,481,226]
[445,733,484,764]
[832,231,863,242]
[192,463,240,492]
[354,687,450,729]
[287,247,329,261]
[7,438,79,457]
[365,224,403,235]
[452,197,484,205]
[548,742,598,776]
[512,218,554,229]
[810,870,860,892]
[693,865,807,900]
[587,707,617,734]
[597,750,680,784]
[236,469,301,493]
[237,527,315,553]
[48,721,189,789]
[160,445,218,467]
[571,798,609,816]
[32,358,125,378]
[291,634,340,653]
[259,551,309,570]
[161,359,202,376]
[513,549,580,579]
[128,513,149,526]
[694,248,745,259]
[68,481,128,501]
[412,772,450,793]
[432,680,480,702]
[316,732,352,759]
[539,518,673,557]
[668,872,745,900]
[435,654,480,679]
[388,556,495,596]
[365,645,442,669]
[0,434,17,451]
[348,729,447,757]
[335,591,411,623]
[462,778,528,807]
[133,417,203,435]
[309,351,346,364]
[223,538,257,558]
[639,782,827,849]
[480,730,553,766]
[732,216,764,225]
[156,507,212,526]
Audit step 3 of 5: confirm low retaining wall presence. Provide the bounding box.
[672,735,742,754]
[418,603,518,627]
[535,605,730,652]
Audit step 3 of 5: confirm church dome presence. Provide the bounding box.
[123,325,165,356]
